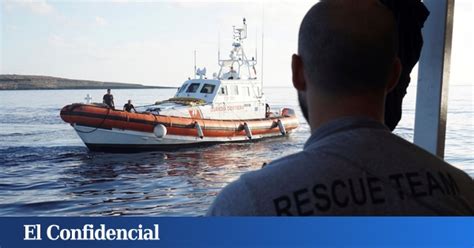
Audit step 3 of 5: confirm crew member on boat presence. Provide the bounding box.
[103,89,115,109]
[123,99,137,113]
[265,104,272,118]
[207,0,474,216]
[227,66,237,80]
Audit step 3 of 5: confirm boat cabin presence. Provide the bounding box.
[175,79,262,104]
[170,78,266,120]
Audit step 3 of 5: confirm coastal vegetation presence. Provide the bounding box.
[0,74,173,90]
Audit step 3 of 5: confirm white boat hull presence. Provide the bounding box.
[73,124,288,152]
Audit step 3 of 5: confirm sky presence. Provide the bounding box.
[0,0,473,87]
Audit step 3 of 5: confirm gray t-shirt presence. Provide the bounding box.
[207,117,474,216]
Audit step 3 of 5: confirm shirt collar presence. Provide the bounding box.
[303,116,389,150]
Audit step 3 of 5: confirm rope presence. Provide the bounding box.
[73,107,112,134]
[135,104,157,109]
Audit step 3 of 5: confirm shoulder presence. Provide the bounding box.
[238,150,332,192]
[206,177,257,216]
[206,150,325,216]
[245,150,324,181]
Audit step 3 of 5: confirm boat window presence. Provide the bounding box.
[219,86,227,95]
[200,84,216,94]
[230,85,239,95]
[178,84,188,93]
[243,86,250,96]
[186,83,201,93]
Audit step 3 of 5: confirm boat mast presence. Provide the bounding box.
[261,3,265,95]
[216,18,258,81]
[218,31,221,63]
[194,50,197,79]
[255,27,258,67]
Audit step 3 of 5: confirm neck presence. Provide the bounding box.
[308,90,386,132]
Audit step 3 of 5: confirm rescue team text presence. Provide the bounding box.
[24,224,160,241]
[273,170,460,216]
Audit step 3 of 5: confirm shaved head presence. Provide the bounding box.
[298,0,398,94]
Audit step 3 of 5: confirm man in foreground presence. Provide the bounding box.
[103,89,115,109]
[207,0,474,215]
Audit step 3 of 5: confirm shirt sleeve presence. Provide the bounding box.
[206,178,258,216]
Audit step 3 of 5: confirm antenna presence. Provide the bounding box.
[242,18,247,40]
[194,50,197,79]
[218,31,221,62]
[255,25,258,65]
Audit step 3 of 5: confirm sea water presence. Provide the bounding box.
[0,85,472,216]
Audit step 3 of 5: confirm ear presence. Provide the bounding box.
[386,57,402,93]
[292,54,306,91]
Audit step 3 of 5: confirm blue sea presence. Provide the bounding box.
[0,85,472,216]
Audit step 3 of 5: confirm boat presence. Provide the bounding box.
[60,18,299,152]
